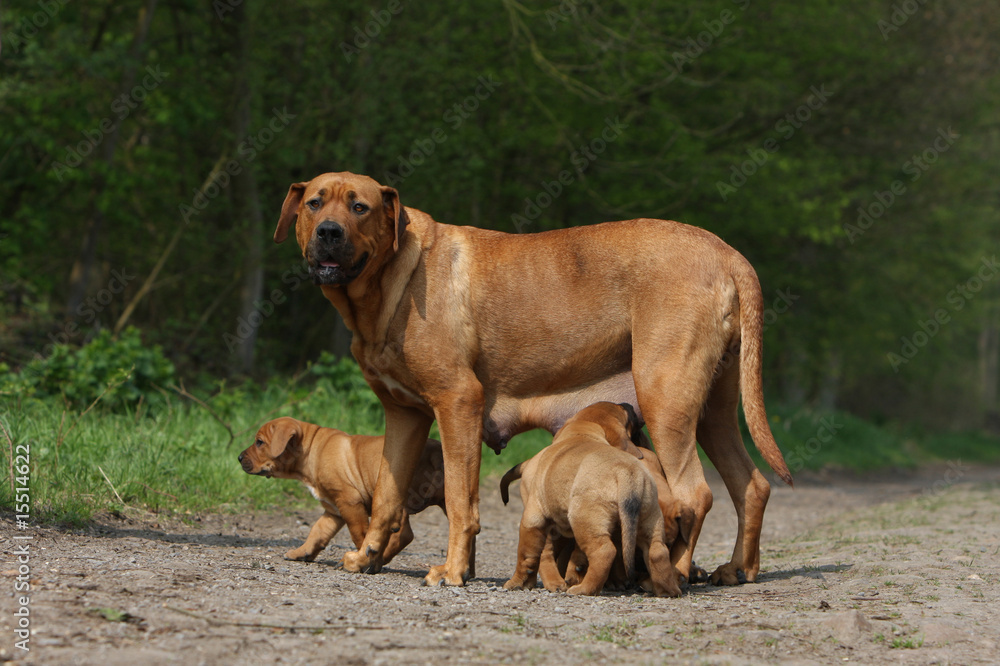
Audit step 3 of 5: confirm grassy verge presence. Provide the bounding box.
[1,380,998,525]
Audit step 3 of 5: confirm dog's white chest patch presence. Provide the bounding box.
[303,482,322,502]
[379,372,426,407]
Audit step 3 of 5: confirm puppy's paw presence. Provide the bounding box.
[284,548,317,562]
[542,580,568,593]
[343,547,383,574]
[687,561,710,584]
[567,584,601,596]
[640,575,683,597]
[424,563,468,587]
[710,562,748,586]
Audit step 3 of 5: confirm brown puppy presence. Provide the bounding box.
[554,404,694,589]
[273,171,792,586]
[238,417,473,572]
[500,403,681,597]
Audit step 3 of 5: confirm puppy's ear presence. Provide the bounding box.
[617,402,651,450]
[274,182,307,243]
[612,403,649,457]
[380,185,409,251]
[675,506,695,545]
[266,420,302,458]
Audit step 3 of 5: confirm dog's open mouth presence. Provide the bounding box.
[310,253,369,286]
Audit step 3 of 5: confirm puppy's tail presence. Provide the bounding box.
[731,255,794,487]
[619,491,640,584]
[500,463,524,505]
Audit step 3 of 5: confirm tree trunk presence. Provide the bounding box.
[979,299,1000,433]
[230,1,264,376]
[66,0,159,316]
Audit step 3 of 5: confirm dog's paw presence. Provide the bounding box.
[710,562,749,586]
[343,548,383,574]
[542,580,568,593]
[284,548,317,562]
[424,563,467,587]
[640,576,683,598]
[502,578,528,591]
[566,583,600,596]
[687,561,710,584]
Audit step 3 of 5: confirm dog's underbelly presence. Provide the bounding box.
[482,370,639,452]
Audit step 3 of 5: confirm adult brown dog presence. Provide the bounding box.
[238,417,473,572]
[500,402,681,596]
[273,171,792,587]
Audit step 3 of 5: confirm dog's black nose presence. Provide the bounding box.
[316,221,345,243]
[238,452,244,463]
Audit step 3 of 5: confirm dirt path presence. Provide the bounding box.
[3,465,999,664]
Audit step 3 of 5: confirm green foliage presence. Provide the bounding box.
[4,328,175,409]
[1,0,998,431]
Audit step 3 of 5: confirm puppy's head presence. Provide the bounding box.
[563,401,646,457]
[238,417,305,478]
[273,172,408,287]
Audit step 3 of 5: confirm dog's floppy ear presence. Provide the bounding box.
[266,420,302,458]
[616,402,651,455]
[380,185,409,251]
[675,506,695,545]
[274,182,307,243]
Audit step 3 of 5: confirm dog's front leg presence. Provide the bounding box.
[343,405,432,575]
[285,512,344,561]
[424,384,484,586]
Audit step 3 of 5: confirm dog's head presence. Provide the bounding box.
[562,401,647,457]
[273,172,408,287]
[238,417,305,478]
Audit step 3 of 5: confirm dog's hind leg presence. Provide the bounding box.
[697,362,770,584]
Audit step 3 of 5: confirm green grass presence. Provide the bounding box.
[2,374,998,524]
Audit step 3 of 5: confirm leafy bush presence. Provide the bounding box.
[310,351,380,409]
[5,327,175,409]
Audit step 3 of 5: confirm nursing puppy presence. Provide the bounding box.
[501,403,681,597]
[558,418,695,590]
[239,417,473,572]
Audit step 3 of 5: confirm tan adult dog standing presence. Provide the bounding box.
[273,171,792,587]
[500,402,681,596]
[238,417,471,570]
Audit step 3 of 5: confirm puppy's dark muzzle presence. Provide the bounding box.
[238,451,254,473]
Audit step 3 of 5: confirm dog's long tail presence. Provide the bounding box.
[500,463,524,505]
[732,255,794,487]
[619,490,640,584]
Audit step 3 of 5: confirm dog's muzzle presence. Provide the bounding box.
[307,229,368,286]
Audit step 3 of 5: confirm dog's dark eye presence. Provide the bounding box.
[306,198,322,211]
[352,202,368,214]
[255,439,264,447]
